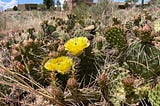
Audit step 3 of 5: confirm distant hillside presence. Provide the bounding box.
[1,11,68,32]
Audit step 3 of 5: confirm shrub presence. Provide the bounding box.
[13,6,18,11]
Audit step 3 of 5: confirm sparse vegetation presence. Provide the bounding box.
[0,0,160,105]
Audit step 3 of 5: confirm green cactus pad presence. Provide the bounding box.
[104,26,127,49]
[149,83,160,106]
[125,42,160,79]
[140,31,152,42]
[154,18,160,33]
[109,69,127,106]
[125,21,133,31]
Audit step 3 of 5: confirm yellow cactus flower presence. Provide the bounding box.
[154,18,160,33]
[44,56,72,74]
[64,37,90,55]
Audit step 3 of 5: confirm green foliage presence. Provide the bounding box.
[40,20,56,36]
[38,4,46,10]
[56,0,61,6]
[125,0,138,4]
[56,0,61,11]
[66,14,76,33]
[13,6,18,11]
[112,17,122,25]
[150,0,160,5]
[76,50,99,87]
[149,83,160,106]
[125,20,133,31]
[104,26,127,49]
[109,68,127,106]
[74,29,88,37]
[63,0,68,11]
[142,0,144,8]
[125,42,160,79]
[11,39,51,86]
[71,3,90,20]
[43,0,54,9]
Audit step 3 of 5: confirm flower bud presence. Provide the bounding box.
[52,88,63,97]
[23,40,29,47]
[67,77,78,89]
[34,38,39,44]
[27,60,34,65]
[17,62,25,70]
[23,38,33,47]
[11,49,21,58]
[48,51,59,58]
[96,36,103,43]
[97,74,107,85]
[46,42,51,46]
[53,40,59,44]
[132,26,139,31]
[122,77,134,86]
[142,24,152,32]
[57,45,65,52]
[28,38,34,44]
[12,44,20,50]
[59,39,64,45]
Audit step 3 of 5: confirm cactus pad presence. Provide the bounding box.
[149,83,160,106]
[104,26,127,49]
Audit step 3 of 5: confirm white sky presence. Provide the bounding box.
[0,0,17,11]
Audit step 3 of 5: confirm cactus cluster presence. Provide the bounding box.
[143,9,152,21]
[133,14,141,26]
[110,74,126,106]
[1,7,160,106]
[112,16,121,25]
[125,20,133,31]
[40,20,56,36]
[138,24,154,43]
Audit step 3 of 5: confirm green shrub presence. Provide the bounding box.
[13,6,18,11]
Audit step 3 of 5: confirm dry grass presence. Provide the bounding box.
[0,11,68,33]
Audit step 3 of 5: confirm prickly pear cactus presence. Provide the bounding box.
[125,20,133,31]
[73,29,89,37]
[140,31,153,43]
[133,14,141,26]
[112,16,121,25]
[110,81,125,106]
[138,24,153,43]
[76,52,98,87]
[125,42,160,79]
[109,68,127,106]
[40,20,56,36]
[134,83,151,98]
[148,83,160,106]
[104,26,127,49]
[154,18,160,34]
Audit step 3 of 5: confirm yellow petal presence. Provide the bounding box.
[44,56,73,74]
[64,37,90,55]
